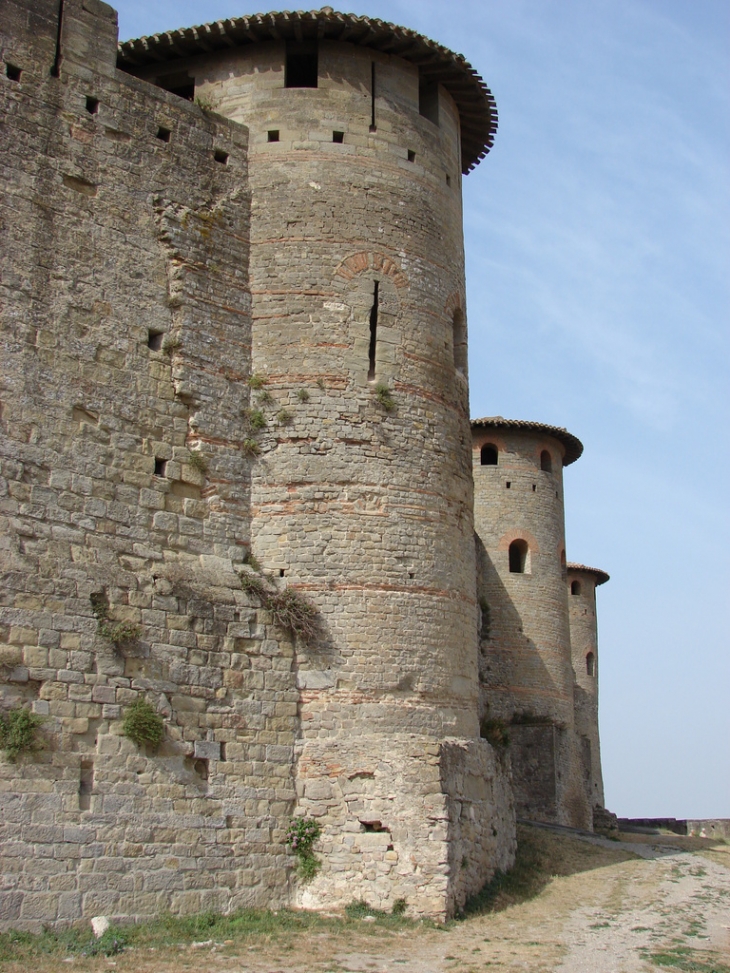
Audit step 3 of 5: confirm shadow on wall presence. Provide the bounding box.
[475,535,563,823]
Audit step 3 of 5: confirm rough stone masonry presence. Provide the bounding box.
[0,0,609,929]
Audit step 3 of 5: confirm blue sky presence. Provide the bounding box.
[113,1,729,819]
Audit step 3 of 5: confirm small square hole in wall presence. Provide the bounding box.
[332,130,344,143]
[6,64,21,82]
[156,125,171,142]
[147,330,164,350]
[214,149,228,165]
[279,568,286,578]
[506,481,511,489]
[85,96,99,114]
[267,129,280,142]
[154,458,167,477]
[407,149,416,162]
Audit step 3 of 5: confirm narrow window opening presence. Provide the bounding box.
[370,61,376,131]
[480,444,498,466]
[147,330,164,350]
[51,0,65,78]
[586,652,596,677]
[154,458,167,477]
[85,95,99,114]
[506,481,511,489]
[540,449,552,472]
[418,75,439,125]
[214,149,228,165]
[6,64,22,82]
[408,571,414,579]
[407,149,416,163]
[367,280,379,381]
[452,308,467,372]
[267,129,280,142]
[532,483,536,492]
[279,568,286,578]
[79,760,94,810]
[571,580,581,596]
[285,41,318,88]
[446,174,451,187]
[332,130,344,143]
[508,539,529,574]
[156,72,195,101]
[156,126,171,142]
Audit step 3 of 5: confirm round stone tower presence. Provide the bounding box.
[471,417,591,828]
[567,563,609,812]
[120,10,513,917]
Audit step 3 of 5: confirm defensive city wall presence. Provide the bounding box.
[0,0,609,929]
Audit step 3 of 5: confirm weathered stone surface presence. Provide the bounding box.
[0,0,604,931]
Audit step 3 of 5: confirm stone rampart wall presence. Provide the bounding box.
[0,0,301,929]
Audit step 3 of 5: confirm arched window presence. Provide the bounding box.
[480,444,498,466]
[586,652,596,677]
[540,450,552,473]
[452,309,467,373]
[508,539,529,574]
[571,580,581,596]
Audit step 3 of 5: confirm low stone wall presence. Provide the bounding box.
[620,818,730,840]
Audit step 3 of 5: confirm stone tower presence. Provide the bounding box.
[567,563,609,811]
[471,417,592,829]
[119,7,514,915]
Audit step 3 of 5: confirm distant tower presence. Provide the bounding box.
[567,563,609,812]
[471,417,592,829]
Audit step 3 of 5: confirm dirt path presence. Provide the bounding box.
[4,829,729,973]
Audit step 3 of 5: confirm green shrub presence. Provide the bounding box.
[246,408,266,431]
[242,438,260,457]
[285,817,322,881]
[0,708,45,762]
[248,373,266,390]
[122,699,164,750]
[374,382,395,412]
[296,388,309,403]
[257,390,274,406]
[480,717,509,748]
[97,619,141,645]
[188,451,208,473]
[239,572,269,600]
[276,409,293,426]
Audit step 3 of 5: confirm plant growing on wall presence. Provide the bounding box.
[188,451,208,473]
[91,592,141,646]
[374,382,395,412]
[237,569,318,641]
[285,817,322,881]
[480,717,509,749]
[0,708,45,762]
[122,699,165,750]
[267,588,318,639]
